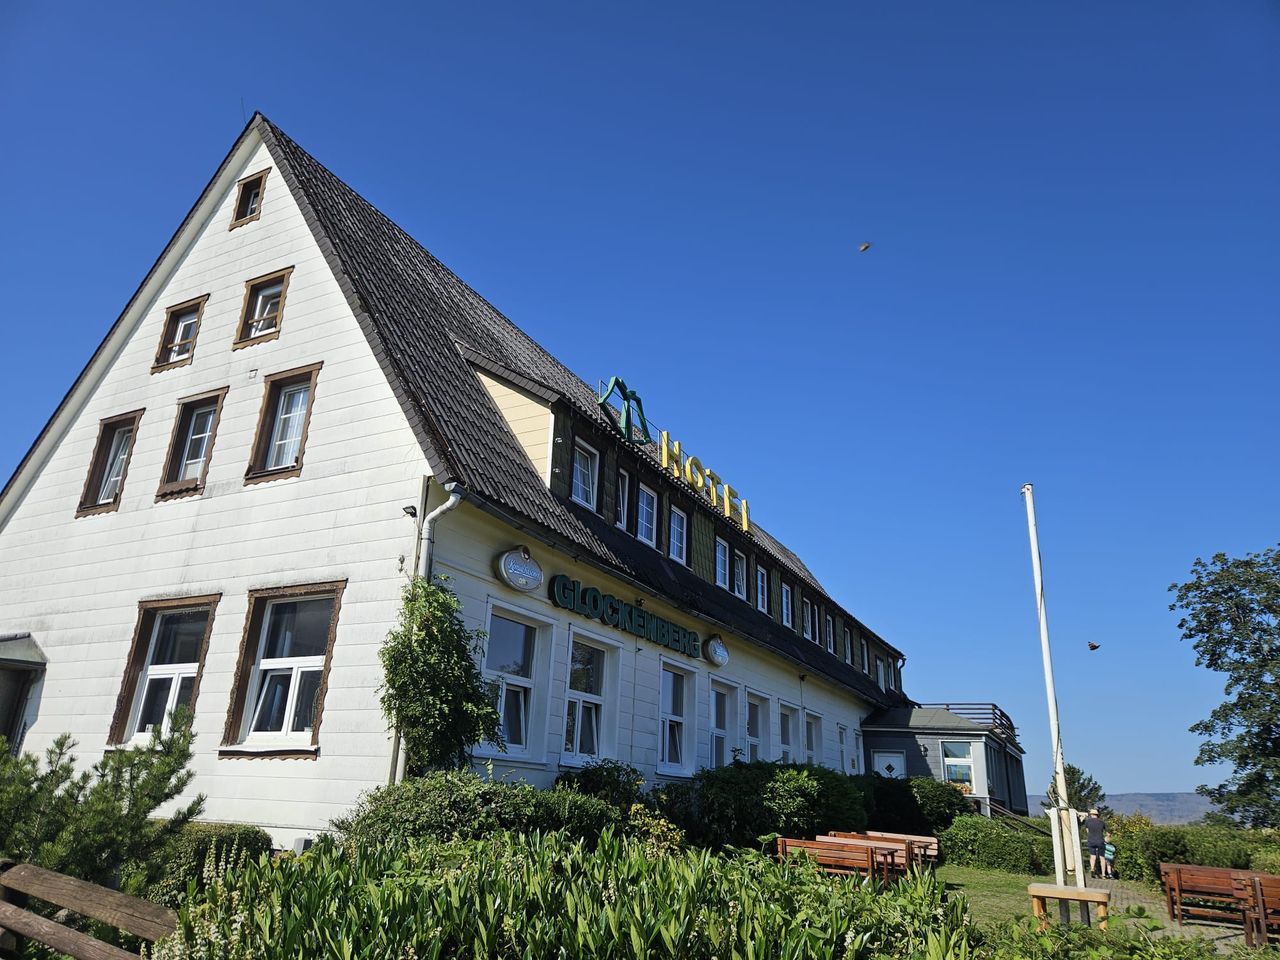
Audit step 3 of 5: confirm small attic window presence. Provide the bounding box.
[230,169,269,229]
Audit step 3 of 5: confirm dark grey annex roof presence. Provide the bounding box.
[0,634,46,670]
[862,707,989,734]
[258,115,907,703]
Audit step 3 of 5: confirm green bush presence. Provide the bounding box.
[625,803,685,857]
[1250,847,1280,874]
[151,830,972,960]
[0,721,202,887]
[857,774,924,833]
[554,759,646,810]
[125,822,274,907]
[654,761,866,849]
[527,786,620,844]
[939,816,1052,874]
[333,770,622,848]
[909,778,972,833]
[1184,827,1253,870]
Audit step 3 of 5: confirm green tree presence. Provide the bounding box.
[1170,545,1280,828]
[0,710,203,886]
[1042,763,1113,818]
[380,576,502,772]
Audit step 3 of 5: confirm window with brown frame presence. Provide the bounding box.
[76,409,145,517]
[230,168,269,229]
[233,267,293,348]
[108,595,219,745]
[245,363,322,484]
[156,387,229,500]
[151,295,209,372]
[221,581,346,757]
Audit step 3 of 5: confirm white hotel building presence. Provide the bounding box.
[0,117,1026,847]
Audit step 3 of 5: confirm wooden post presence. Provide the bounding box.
[1031,892,1047,932]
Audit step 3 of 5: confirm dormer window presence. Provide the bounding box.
[668,506,687,564]
[802,599,813,640]
[230,169,269,229]
[571,440,599,509]
[235,268,293,348]
[756,566,769,613]
[636,484,657,546]
[152,296,209,372]
[825,615,835,654]
[732,550,747,599]
[714,538,729,589]
[781,584,793,627]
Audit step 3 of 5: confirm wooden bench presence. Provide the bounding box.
[865,830,940,865]
[0,860,176,959]
[776,837,900,882]
[1160,862,1252,927]
[1234,874,1280,948]
[1028,883,1110,931]
[824,832,916,872]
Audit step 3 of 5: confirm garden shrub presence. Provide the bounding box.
[625,803,685,857]
[0,720,202,887]
[125,822,274,907]
[151,830,973,960]
[527,786,620,843]
[654,761,866,849]
[1183,827,1253,870]
[1250,846,1280,874]
[554,758,645,810]
[909,778,972,833]
[858,774,926,833]
[939,815,1052,874]
[333,770,623,848]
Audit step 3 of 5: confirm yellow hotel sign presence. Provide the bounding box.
[659,431,749,533]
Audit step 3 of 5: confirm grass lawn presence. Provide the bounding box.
[936,863,1051,925]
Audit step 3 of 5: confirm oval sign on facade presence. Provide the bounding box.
[495,547,544,593]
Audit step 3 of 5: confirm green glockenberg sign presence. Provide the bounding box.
[549,574,701,659]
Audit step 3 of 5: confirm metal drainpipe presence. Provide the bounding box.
[388,481,466,786]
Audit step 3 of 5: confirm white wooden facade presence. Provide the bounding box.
[0,121,887,848]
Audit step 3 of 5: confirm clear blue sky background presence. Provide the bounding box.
[2,3,1277,795]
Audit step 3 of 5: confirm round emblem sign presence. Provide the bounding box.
[495,547,544,593]
[704,635,729,667]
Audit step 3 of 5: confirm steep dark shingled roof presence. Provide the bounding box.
[259,116,904,700]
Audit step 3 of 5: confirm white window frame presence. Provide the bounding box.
[247,278,285,339]
[801,599,813,640]
[637,484,658,547]
[127,607,208,742]
[825,615,835,654]
[942,740,975,791]
[778,703,798,764]
[659,660,694,773]
[97,425,135,504]
[804,711,822,765]
[843,627,853,665]
[561,628,618,765]
[853,730,863,774]
[837,724,848,773]
[888,660,898,691]
[615,469,629,529]
[176,401,218,481]
[265,382,310,470]
[733,550,747,599]
[480,600,555,760]
[242,596,333,744]
[861,637,871,674]
[570,439,599,509]
[781,584,792,627]
[876,657,887,690]
[709,680,737,769]
[756,566,768,613]
[668,506,687,564]
[714,537,729,589]
[166,306,201,363]
[745,691,769,762]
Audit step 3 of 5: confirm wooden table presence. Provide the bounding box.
[1028,883,1111,931]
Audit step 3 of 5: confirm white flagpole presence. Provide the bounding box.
[1022,484,1085,924]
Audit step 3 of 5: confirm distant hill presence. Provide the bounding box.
[1027,793,1215,824]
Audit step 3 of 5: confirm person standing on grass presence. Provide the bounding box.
[1082,808,1107,879]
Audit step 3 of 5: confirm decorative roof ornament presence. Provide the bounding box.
[597,376,652,444]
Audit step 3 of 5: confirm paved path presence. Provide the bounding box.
[1089,877,1247,951]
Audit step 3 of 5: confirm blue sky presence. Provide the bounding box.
[1,2,1277,795]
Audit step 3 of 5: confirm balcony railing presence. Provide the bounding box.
[919,702,1020,746]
